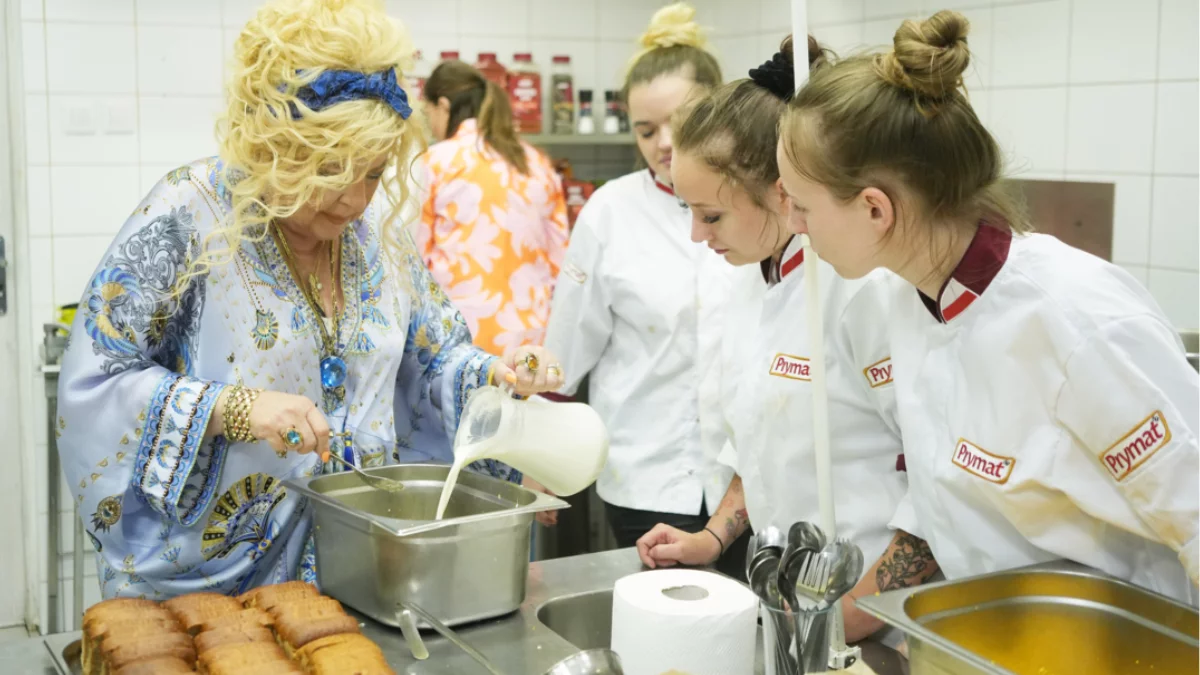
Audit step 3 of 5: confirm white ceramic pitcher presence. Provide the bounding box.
[454,386,609,496]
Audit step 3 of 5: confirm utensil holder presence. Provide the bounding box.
[762,602,836,675]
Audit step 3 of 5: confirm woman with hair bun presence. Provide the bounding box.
[778,10,1198,601]
[544,3,746,572]
[56,0,563,599]
[637,35,938,643]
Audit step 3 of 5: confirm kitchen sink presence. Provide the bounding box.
[536,590,614,651]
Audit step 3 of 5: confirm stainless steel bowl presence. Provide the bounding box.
[285,463,568,628]
[857,561,1199,675]
[543,649,624,675]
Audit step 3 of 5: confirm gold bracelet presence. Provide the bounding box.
[222,385,260,443]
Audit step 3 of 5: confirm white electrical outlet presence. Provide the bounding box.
[104,101,136,136]
[64,105,96,136]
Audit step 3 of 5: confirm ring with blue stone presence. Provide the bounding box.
[281,426,303,453]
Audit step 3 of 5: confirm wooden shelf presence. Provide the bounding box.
[524,134,634,146]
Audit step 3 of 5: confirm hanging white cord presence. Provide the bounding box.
[790,0,860,669]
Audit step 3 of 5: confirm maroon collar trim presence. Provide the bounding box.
[919,223,1012,323]
[761,236,806,285]
[647,168,675,197]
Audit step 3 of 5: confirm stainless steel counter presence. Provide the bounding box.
[31,548,905,674]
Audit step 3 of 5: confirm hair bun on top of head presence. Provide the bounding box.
[877,10,971,99]
[639,2,707,50]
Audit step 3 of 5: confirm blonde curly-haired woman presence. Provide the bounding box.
[56,0,562,600]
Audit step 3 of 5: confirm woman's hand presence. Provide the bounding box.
[493,345,565,397]
[247,390,331,456]
[636,524,722,569]
[522,477,559,527]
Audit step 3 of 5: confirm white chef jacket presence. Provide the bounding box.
[716,236,909,568]
[544,170,734,515]
[889,223,1199,603]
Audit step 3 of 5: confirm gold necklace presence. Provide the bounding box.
[272,223,341,351]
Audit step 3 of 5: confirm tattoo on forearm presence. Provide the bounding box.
[724,509,749,542]
[876,531,937,592]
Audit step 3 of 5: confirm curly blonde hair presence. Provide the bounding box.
[184,0,424,289]
[622,2,721,99]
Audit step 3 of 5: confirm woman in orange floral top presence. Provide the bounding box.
[416,60,569,356]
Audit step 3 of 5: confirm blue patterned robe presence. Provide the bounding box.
[57,157,517,600]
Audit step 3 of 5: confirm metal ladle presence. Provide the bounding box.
[322,446,406,493]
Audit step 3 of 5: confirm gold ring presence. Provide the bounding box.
[522,352,540,374]
[281,426,303,451]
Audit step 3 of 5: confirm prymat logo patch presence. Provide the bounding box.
[768,353,810,381]
[951,439,1015,484]
[1101,411,1171,482]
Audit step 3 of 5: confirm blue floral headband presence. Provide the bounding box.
[290,68,412,120]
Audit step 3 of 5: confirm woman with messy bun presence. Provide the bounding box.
[544,2,743,572]
[779,11,1198,600]
[637,35,936,644]
[56,0,564,600]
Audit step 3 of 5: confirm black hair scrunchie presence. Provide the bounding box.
[748,51,796,101]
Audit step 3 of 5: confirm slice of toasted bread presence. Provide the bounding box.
[195,607,274,634]
[111,656,194,675]
[238,581,317,608]
[194,623,274,654]
[276,613,360,657]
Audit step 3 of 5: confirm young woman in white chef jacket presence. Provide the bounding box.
[635,37,940,641]
[777,10,1198,602]
[543,3,745,572]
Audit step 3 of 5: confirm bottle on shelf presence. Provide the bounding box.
[508,53,542,135]
[577,90,595,135]
[475,52,508,87]
[439,50,461,62]
[550,55,575,135]
[603,90,620,134]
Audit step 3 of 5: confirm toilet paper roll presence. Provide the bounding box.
[611,569,758,675]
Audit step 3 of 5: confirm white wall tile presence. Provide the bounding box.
[459,0,529,38]
[385,0,459,35]
[1066,84,1155,173]
[1067,173,1151,265]
[809,0,864,27]
[22,22,47,93]
[48,95,140,164]
[1149,269,1200,329]
[759,0,790,34]
[861,18,898,50]
[456,37,533,70]
[20,0,42,21]
[138,27,224,96]
[25,167,52,239]
[53,237,110,307]
[599,0,660,41]
[921,0,990,11]
[135,0,222,26]
[28,237,55,316]
[1154,82,1199,176]
[960,8,993,92]
[1158,0,1199,80]
[138,96,223,164]
[714,37,762,87]
[1149,177,1199,272]
[531,41,600,99]
[968,89,991,127]
[702,0,760,36]
[529,0,597,40]
[221,27,240,79]
[989,88,1067,174]
[863,0,921,20]
[811,23,864,59]
[597,40,634,92]
[221,0,264,29]
[1118,263,1149,287]
[991,0,1068,87]
[1068,0,1158,84]
[44,0,134,23]
[45,24,137,94]
[50,167,141,238]
[24,95,50,165]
